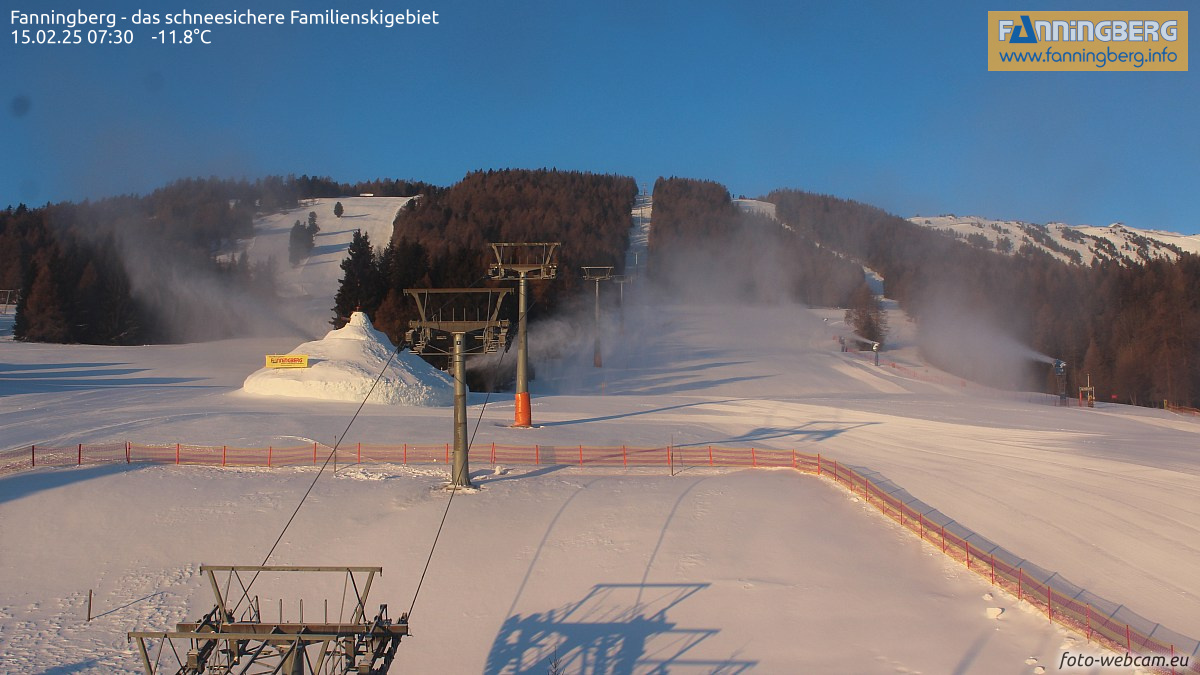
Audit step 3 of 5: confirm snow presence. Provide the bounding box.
[910,214,1200,266]
[2,201,1199,672]
[240,196,414,336]
[242,311,452,406]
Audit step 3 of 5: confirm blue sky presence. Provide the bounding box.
[4,1,1197,232]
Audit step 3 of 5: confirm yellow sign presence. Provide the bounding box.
[266,354,309,368]
[989,11,1188,71]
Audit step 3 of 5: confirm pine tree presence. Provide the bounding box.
[333,201,344,218]
[288,220,315,266]
[845,284,888,347]
[331,230,382,327]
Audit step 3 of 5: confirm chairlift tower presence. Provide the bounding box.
[405,288,511,487]
[487,242,560,427]
[611,274,634,334]
[582,267,614,368]
[128,566,406,674]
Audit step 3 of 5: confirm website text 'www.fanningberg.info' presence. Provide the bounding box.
[989,12,1188,72]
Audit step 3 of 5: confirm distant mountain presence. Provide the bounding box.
[909,215,1200,266]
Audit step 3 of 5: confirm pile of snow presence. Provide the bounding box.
[241,312,452,406]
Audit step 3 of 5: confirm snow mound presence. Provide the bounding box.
[242,312,452,406]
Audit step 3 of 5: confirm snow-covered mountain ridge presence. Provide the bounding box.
[909,214,1200,266]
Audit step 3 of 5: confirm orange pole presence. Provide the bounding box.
[403,443,407,465]
[535,444,540,465]
[176,443,180,465]
[579,445,583,467]
[313,442,318,464]
[78,443,82,465]
[357,442,361,464]
[223,445,227,467]
[622,445,627,467]
[751,447,756,467]
[268,446,272,468]
[708,445,713,466]
[491,442,496,464]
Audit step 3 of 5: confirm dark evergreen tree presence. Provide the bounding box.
[334,201,344,218]
[288,220,308,266]
[331,230,382,326]
[845,285,888,347]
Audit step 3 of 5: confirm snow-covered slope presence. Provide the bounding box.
[911,214,1200,266]
[239,196,413,334]
[4,199,1200,673]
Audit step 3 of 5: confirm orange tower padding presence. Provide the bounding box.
[514,392,531,427]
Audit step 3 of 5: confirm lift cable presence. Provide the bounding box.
[229,275,505,616]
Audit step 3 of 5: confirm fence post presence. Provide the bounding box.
[268,446,273,468]
[403,443,407,465]
[708,445,713,466]
[668,444,673,475]
[1018,567,1023,601]
[222,445,227,467]
[816,453,821,476]
[579,445,583,467]
[990,553,995,585]
[941,525,946,553]
[535,444,540,465]
[445,443,449,464]
[491,442,496,465]
[126,441,131,464]
[314,442,318,464]
[176,443,180,465]
[622,445,627,468]
[31,445,35,468]
[357,442,361,464]
[751,447,757,467]
[1047,585,1052,623]
[1126,624,1131,653]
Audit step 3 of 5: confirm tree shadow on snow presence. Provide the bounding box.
[684,421,880,447]
[538,399,747,428]
[0,463,145,505]
[483,583,755,674]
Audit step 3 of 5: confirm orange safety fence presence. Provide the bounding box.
[2,440,1197,672]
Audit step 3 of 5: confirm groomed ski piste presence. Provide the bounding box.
[2,199,1199,673]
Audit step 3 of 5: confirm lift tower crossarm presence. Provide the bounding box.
[488,242,561,427]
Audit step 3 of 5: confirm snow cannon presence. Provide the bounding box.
[1053,359,1068,405]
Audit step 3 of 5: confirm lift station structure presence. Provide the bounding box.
[487,242,559,427]
[404,287,511,487]
[581,266,614,368]
[127,565,407,674]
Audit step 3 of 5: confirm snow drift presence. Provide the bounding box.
[242,312,452,406]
